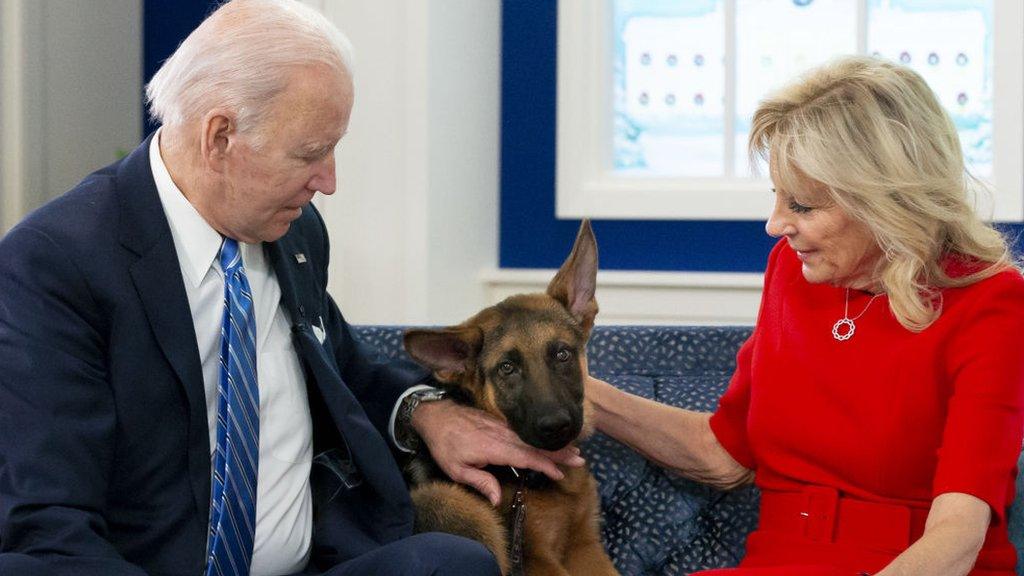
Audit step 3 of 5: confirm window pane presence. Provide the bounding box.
[613,0,725,177]
[867,0,993,177]
[735,0,858,177]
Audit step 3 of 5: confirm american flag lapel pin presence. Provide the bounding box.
[294,253,307,264]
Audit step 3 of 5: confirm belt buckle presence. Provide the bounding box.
[801,485,839,543]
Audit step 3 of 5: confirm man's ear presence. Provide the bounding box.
[546,219,599,334]
[200,110,236,173]
[403,326,483,383]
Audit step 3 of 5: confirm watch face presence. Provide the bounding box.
[418,389,447,402]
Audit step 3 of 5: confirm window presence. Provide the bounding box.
[557,0,1023,221]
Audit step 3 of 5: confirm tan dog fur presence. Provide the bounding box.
[403,221,618,576]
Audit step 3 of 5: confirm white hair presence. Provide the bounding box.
[146,0,354,141]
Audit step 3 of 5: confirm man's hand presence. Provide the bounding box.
[411,400,586,506]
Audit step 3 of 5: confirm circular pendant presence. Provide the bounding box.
[832,318,855,341]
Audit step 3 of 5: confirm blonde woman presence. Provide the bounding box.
[587,56,1024,575]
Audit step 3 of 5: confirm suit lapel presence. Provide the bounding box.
[266,235,321,330]
[117,134,211,521]
[267,229,412,533]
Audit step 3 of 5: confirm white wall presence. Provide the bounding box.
[307,0,501,326]
[482,269,763,326]
[0,0,142,232]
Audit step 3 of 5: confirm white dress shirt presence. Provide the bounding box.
[150,132,312,575]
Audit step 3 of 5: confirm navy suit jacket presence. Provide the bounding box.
[0,136,427,575]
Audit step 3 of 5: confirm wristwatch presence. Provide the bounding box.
[395,387,448,452]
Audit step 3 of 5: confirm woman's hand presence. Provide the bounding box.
[874,492,989,576]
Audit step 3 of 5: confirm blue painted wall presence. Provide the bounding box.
[499,1,1023,272]
[143,1,220,136]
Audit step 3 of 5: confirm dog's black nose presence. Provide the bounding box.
[536,410,574,445]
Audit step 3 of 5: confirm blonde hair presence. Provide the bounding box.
[146,0,353,145]
[749,55,1014,332]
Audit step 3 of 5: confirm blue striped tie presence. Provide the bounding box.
[206,238,259,576]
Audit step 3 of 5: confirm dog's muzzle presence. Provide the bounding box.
[523,407,581,451]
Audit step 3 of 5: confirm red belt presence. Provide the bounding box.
[759,486,929,552]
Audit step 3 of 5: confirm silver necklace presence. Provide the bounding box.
[832,288,883,341]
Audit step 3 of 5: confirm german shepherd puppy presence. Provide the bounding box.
[403,220,619,576]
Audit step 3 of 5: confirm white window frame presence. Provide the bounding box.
[556,0,1024,222]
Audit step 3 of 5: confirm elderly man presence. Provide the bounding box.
[0,1,581,575]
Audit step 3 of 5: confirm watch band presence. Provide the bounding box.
[396,387,448,452]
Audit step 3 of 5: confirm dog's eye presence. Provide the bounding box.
[556,348,572,362]
[497,361,516,376]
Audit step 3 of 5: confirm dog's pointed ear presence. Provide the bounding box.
[546,219,598,333]
[403,326,483,383]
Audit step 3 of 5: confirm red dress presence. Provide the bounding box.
[698,240,1024,576]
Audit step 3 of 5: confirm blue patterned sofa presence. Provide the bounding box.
[354,325,1024,575]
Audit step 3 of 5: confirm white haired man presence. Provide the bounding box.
[0,1,581,575]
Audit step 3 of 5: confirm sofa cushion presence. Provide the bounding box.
[587,326,751,377]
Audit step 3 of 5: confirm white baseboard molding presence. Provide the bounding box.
[479,268,763,326]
